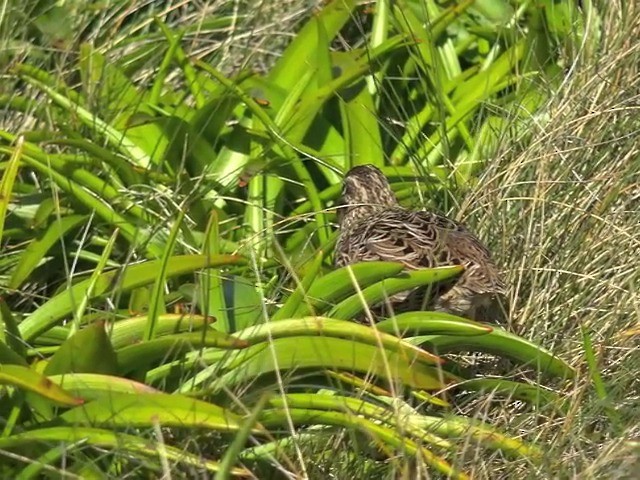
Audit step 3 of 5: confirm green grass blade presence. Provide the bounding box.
[69,229,119,337]
[0,135,22,243]
[144,210,185,341]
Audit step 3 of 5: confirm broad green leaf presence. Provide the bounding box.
[208,336,451,393]
[116,331,248,375]
[109,314,213,349]
[268,0,359,90]
[220,275,265,333]
[339,63,384,167]
[235,317,442,366]
[60,392,246,431]
[49,373,160,401]
[44,321,118,376]
[201,211,230,330]
[0,340,28,366]
[0,364,82,406]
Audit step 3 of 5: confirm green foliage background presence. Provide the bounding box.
[0,0,637,478]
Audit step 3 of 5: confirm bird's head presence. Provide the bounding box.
[337,164,398,228]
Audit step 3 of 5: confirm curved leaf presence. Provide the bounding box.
[0,364,83,406]
[19,254,244,342]
[376,311,493,336]
[328,266,463,319]
[116,331,248,374]
[60,392,246,432]
[49,373,160,401]
[296,261,406,316]
[206,336,453,393]
[235,317,442,365]
[413,328,576,379]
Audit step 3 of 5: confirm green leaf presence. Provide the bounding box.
[376,311,493,336]
[8,214,88,290]
[0,298,26,359]
[235,317,442,366]
[268,0,359,90]
[339,65,384,168]
[44,321,118,376]
[258,407,468,479]
[206,336,451,393]
[144,210,185,341]
[0,135,23,243]
[296,261,406,316]
[0,340,28,366]
[18,254,244,342]
[0,364,83,406]
[60,392,246,431]
[328,266,464,319]
[415,327,576,379]
[200,211,230,330]
[274,249,325,320]
[109,313,213,349]
[116,331,249,375]
[49,373,160,401]
[16,65,153,169]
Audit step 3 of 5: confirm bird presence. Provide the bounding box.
[334,164,507,323]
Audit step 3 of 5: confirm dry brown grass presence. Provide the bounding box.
[454,1,640,476]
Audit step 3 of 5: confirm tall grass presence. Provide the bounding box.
[442,2,639,476]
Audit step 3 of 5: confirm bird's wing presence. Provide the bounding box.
[343,210,444,269]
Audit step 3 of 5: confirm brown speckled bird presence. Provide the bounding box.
[335,164,507,322]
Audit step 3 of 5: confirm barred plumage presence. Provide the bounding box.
[335,165,507,322]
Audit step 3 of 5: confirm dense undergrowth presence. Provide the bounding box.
[0,0,637,478]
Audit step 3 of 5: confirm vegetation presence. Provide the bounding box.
[0,0,637,478]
